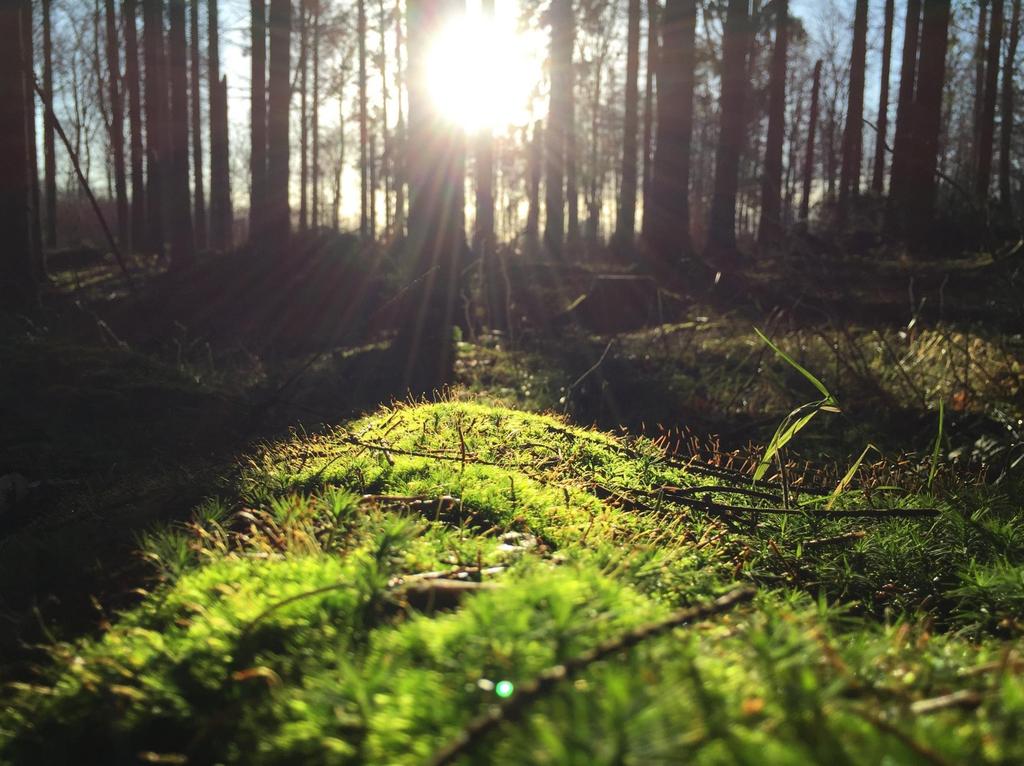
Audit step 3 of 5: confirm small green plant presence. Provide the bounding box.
[753,329,841,483]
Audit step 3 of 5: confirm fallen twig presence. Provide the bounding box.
[909,690,982,715]
[428,586,756,766]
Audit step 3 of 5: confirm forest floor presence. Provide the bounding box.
[2,234,1024,763]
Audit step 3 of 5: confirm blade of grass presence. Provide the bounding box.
[755,328,838,405]
[826,444,878,509]
[928,400,945,489]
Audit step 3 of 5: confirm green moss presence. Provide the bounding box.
[4,401,1024,764]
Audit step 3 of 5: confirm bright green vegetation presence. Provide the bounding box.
[3,401,1024,764]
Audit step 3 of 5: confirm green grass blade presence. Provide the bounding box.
[755,328,837,405]
[928,400,945,489]
[827,444,877,509]
[754,403,822,482]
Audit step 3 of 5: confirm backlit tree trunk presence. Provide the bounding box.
[474,0,496,312]
[544,0,573,256]
[526,120,542,245]
[613,0,642,253]
[799,59,822,222]
[105,0,129,249]
[42,0,58,248]
[266,0,291,254]
[640,0,657,242]
[358,0,369,237]
[977,0,1004,200]
[758,0,788,245]
[189,0,207,249]
[871,0,895,194]
[1000,0,1021,211]
[298,1,309,231]
[22,1,43,274]
[888,0,921,215]
[705,0,748,269]
[167,0,196,267]
[646,0,695,263]
[250,0,267,243]
[143,0,167,257]
[209,0,232,250]
[838,0,868,220]
[125,0,147,252]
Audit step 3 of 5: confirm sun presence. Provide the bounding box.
[425,6,543,133]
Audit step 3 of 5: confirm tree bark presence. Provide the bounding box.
[871,0,895,194]
[613,0,642,253]
[249,0,267,244]
[189,0,207,249]
[758,0,788,245]
[838,0,868,220]
[167,0,196,267]
[474,0,496,255]
[800,60,822,222]
[21,1,43,275]
[124,0,147,252]
[526,120,542,245]
[905,0,952,233]
[705,0,748,269]
[1,0,35,304]
[42,0,58,249]
[888,0,922,215]
[646,0,695,263]
[402,0,467,391]
[209,0,232,250]
[639,0,658,242]
[1000,0,1021,212]
[298,0,309,232]
[394,4,406,237]
[544,0,573,256]
[143,0,167,257]
[266,0,291,254]
[977,0,1005,200]
[312,3,321,229]
[358,0,369,238]
[105,0,129,249]
[975,0,990,173]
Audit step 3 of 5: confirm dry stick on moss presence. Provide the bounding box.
[427,586,757,766]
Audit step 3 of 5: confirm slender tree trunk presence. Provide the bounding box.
[250,0,267,243]
[124,0,147,252]
[975,0,990,172]
[906,0,952,233]
[209,0,232,250]
[1,0,35,304]
[298,1,309,231]
[378,0,391,234]
[544,0,573,256]
[358,0,369,237]
[42,0,58,248]
[977,0,1005,200]
[21,2,43,275]
[106,0,130,249]
[189,0,207,249]
[889,0,922,213]
[474,0,496,255]
[526,120,542,244]
[800,60,822,221]
[403,0,466,391]
[312,3,321,229]
[614,0,642,252]
[565,19,579,250]
[266,0,291,253]
[394,3,406,237]
[838,0,868,220]
[647,0,695,263]
[758,0,788,245]
[168,0,195,267]
[143,0,167,257]
[1001,0,1022,212]
[333,96,344,230]
[872,0,895,194]
[705,0,748,268]
[640,0,657,242]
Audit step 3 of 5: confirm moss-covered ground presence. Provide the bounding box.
[4,399,1024,764]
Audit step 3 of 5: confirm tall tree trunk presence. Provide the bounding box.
[42,0,58,248]
[758,0,788,245]
[800,60,822,221]
[977,0,1005,200]
[639,0,657,243]
[143,0,167,257]
[403,0,466,391]
[298,1,309,232]
[526,120,542,245]
[209,0,232,250]
[1001,0,1022,212]
[266,0,291,254]
[312,3,321,229]
[358,0,369,238]
[565,22,579,250]
[105,0,129,248]
[22,1,43,275]
[1,0,35,304]
[646,0,695,263]
[544,0,573,256]
[613,0,642,252]
[871,0,895,193]
[124,0,147,252]
[249,0,267,243]
[906,0,952,234]
[378,0,390,234]
[888,0,922,214]
[838,0,868,220]
[705,0,748,269]
[474,1,496,255]
[974,1,990,179]
[168,0,195,267]
[189,0,207,249]
[394,3,406,237]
